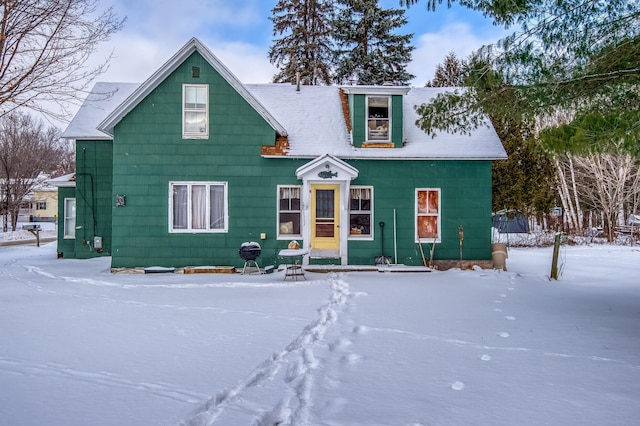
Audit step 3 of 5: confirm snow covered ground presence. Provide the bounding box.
[1,242,639,425]
[0,221,57,244]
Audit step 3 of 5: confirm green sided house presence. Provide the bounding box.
[57,37,506,270]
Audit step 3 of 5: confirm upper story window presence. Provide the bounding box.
[36,201,47,210]
[183,84,208,139]
[367,96,390,142]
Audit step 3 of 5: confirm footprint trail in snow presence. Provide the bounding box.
[181,273,351,426]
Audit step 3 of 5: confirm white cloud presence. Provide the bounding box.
[212,42,277,84]
[408,22,505,86]
[111,0,264,39]
[95,35,275,85]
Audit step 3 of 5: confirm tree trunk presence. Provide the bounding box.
[568,156,583,234]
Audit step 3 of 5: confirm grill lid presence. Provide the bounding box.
[239,241,262,261]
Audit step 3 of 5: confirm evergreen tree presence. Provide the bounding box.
[401,0,640,151]
[426,51,467,87]
[333,0,415,85]
[268,0,334,85]
[427,51,556,217]
[491,117,556,217]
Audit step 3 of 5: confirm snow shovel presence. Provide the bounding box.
[375,222,392,265]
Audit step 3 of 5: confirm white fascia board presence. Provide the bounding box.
[340,86,411,96]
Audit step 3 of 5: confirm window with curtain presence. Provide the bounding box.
[183,84,208,138]
[63,198,75,239]
[366,96,390,142]
[170,182,227,232]
[349,186,373,238]
[277,185,301,238]
[416,188,440,241]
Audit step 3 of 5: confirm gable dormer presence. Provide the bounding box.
[340,86,410,148]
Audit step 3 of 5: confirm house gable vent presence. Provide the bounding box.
[192,66,200,78]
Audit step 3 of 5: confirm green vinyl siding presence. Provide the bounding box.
[109,52,304,268]
[391,95,403,147]
[66,50,495,269]
[350,94,366,147]
[73,140,113,258]
[345,160,492,266]
[56,186,76,258]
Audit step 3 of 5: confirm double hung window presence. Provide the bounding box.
[349,186,373,238]
[183,84,208,138]
[170,182,227,232]
[63,198,76,239]
[416,188,440,241]
[367,96,390,142]
[277,185,301,238]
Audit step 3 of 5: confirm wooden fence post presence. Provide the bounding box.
[550,232,562,280]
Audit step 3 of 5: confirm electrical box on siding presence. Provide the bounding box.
[94,236,103,250]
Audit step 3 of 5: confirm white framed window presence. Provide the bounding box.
[182,84,208,139]
[36,201,47,210]
[170,181,227,233]
[63,198,75,239]
[349,186,373,239]
[277,185,302,238]
[416,188,441,242]
[366,95,391,142]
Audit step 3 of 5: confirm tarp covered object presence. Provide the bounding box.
[492,210,530,233]
[627,214,640,225]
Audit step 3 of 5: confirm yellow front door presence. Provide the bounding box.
[311,184,340,250]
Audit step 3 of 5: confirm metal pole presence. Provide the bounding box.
[393,209,397,265]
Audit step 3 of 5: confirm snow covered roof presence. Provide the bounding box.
[247,84,506,160]
[48,173,76,188]
[62,82,139,140]
[62,39,506,161]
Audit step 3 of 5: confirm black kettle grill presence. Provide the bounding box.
[239,242,262,274]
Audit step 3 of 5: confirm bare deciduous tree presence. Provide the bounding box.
[0,0,124,121]
[572,152,640,242]
[0,112,63,231]
[553,150,640,242]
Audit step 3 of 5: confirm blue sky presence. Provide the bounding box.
[93,0,510,86]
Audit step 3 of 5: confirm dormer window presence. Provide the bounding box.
[367,95,390,142]
[341,86,409,148]
[183,84,208,139]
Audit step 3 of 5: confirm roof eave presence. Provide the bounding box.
[60,134,113,141]
[340,86,411,96]
[262,153,508,161]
